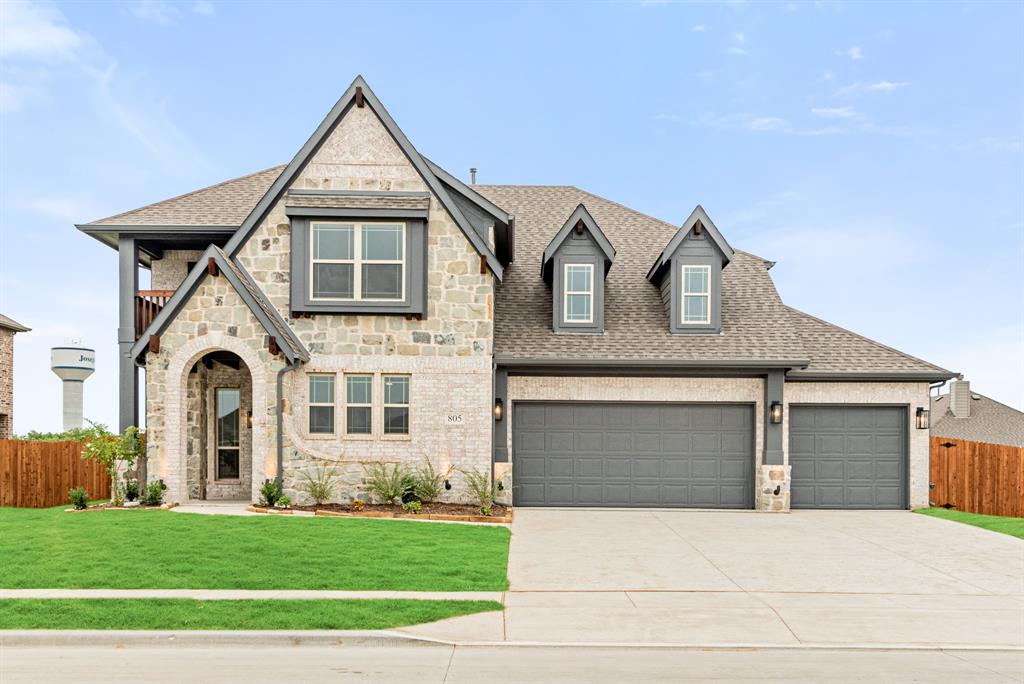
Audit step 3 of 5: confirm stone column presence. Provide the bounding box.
[757,369,790,511]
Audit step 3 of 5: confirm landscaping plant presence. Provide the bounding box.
[81,426,143,507]
[68,486,89,510]
[410,459,454,503]
[401,500,422,514]
[461,468,503,516]
[363,463,407,504]
[258,479,282,508]
[351,499,365,511]
[140,480,166,506]
[298,463,340,506]
[124,478,140,502]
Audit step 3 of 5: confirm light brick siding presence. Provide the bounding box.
[0,328,14,439]
[785,382,930,509]
[185,360,253,500]
[144,104,494,504]
[151,250,203,291]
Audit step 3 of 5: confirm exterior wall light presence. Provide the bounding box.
[494,397,504,421]
[246,410,253,429]
[769,401,783,424]
[444,479,452,491]
[915,406,929,430]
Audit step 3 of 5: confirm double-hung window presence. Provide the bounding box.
[563,263,594,324]
[311,222,405,301]
[215,388,240,479]
[681,265,711,324]
[308,375,335,434]
[383,375,410,435]
[346,374,373,435]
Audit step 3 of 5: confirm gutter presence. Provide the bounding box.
[494,356,810,369]
[276,361,302,489]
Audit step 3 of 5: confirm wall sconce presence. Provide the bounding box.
[246,410,253,429]
[494,397,504,422]
[915,406,929,430]
[444,479,452,491]
[769,401,783,424]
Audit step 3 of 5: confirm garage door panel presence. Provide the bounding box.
[514,402,753,508]
[790,406,906,509]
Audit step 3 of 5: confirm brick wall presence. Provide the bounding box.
[0,329,13,439]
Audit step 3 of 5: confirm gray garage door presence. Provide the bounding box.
[789,406,907,509]
[512,402,754,508]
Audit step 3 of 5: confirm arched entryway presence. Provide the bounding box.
[185,350,253,500]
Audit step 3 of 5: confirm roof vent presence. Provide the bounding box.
[470,168,477,185]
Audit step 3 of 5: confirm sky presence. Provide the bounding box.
[1,0,1022,434]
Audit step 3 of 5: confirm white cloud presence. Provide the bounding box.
[734,32,747,43]
[868,80,909,92]
[130,0,181,25]
[821,71,834,81]
[192,0,215,15]
[811,106,858,119]
[747,116,786,131]
[837,46,864,60]
[727,46,748,56]
[835,80,910,98]
[0,0,82,61]
[653,113,682,122]
[691,24,708,32]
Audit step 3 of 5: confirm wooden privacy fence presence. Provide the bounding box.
[0,440,110,508]
[930,436,1024,518]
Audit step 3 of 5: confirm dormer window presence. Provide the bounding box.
[564,263,594,324]
[311,221,405,301]
[681,265,711,324]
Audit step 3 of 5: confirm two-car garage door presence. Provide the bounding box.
[512,402,755,508]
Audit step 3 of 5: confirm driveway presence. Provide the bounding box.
[402,509,1024,649]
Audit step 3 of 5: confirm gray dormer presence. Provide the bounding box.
[541,204,615,334]
[647,205,733,335]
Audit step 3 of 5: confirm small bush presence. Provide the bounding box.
[363,463,407,505]
[18,421,109,442]
[276,495,292,509]
[299,463,340,505]
[124,479,140,502]
[140,480,166,506]
[401,500,422,514]
[258,479,282,507]
[461,468,502,516]
[400,474,418,504]
[410,459,453,503]
[351,499,365,511]
[68,486,89,510]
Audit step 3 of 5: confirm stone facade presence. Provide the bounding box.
[151,250,203,291]
[0,328,14,439]
[144,103,494,504]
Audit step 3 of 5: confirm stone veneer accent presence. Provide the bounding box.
[785,381,930,509]
[151,250,203,291]
[0,328,14,439]
[756,464,791,512]
[184,360,253,500]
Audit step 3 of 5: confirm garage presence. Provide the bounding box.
[512,402,755,508]
[789,405,907,509]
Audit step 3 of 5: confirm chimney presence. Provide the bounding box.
[950,377,971,418]
[469,167,477,185]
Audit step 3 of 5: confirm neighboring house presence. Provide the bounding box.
[0,314,31,439]
[931,378,1024,448]
[76,76,955,511]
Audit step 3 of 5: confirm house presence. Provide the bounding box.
[0,314,31,439]
[77,76,955,510]
[931,378,1024,448]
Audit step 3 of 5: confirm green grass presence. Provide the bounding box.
[0,599,502,630]
[915,508,1024,539]
[0,506,509,590]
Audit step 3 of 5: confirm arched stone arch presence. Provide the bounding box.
[161,332,269,503]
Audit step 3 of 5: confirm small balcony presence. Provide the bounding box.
[135,290,175,339]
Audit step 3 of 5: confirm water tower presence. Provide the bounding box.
[51,346,95,431]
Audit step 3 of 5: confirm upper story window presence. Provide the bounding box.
[563,264,594,324]
[681,265,711,325]
[311,222,405,301]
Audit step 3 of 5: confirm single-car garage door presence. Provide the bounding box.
[512,402,754,508]
[789,406,907,509]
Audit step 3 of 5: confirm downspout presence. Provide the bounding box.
[276,360,301,489]
[928,379,949,399]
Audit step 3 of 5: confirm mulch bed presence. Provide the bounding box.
[291,502,508,517]
[65,502,178,513]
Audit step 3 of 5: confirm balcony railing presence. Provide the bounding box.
[135,290,175,339]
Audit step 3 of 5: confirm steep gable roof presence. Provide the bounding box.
[541,203,616,282]
[130,246,308,364]
[648,204,734,283]
[221,76,503,279]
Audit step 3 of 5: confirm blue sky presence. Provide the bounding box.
[1,0,1022,433]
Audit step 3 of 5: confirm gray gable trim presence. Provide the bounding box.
[647,205,734,283]
[221,76,504,280]
[423,158,513,225]
[129,245,309,364]
[541,204,616,282]
[77,224,238,266]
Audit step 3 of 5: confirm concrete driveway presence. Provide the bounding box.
[402,509,1024,649]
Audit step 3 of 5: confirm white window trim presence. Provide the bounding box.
[307,374,336,437]
[681,264,711,325]
[214,387,241,481]
[563,263,594,324]
[310,221,406,302]
[382,374,411,438]
[344,373,374,438]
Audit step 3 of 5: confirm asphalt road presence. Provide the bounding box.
[3,644,1021,683]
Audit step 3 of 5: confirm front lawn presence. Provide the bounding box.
[915,508,1024,539]
[0,506,509,590]
[0,598,502,630]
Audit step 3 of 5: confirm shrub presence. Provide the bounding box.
[351,499,365,511]
[400,474,418,504]
[363,463,407,505]
[401,500,422,514]
[299,463,340,506]
[410,459,453,503]
[140,480,166,506]
[461,468,502,516]
[68,486,89,510]
[18,421,109,442]
[82,425,143,506]
[124,478,140,502]
[258,479,282,508]
[276,495,292,508]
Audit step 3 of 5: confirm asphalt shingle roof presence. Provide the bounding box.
[0,314,30,333]
[283,194,429,211]
[930,393,1024,448]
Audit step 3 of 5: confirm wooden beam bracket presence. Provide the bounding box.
[207,257,219,276]
[694,219,703,236]
[149,335,160,354]
[268,336,280,356]
[479,254,488,274]
[355,86,365,108]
